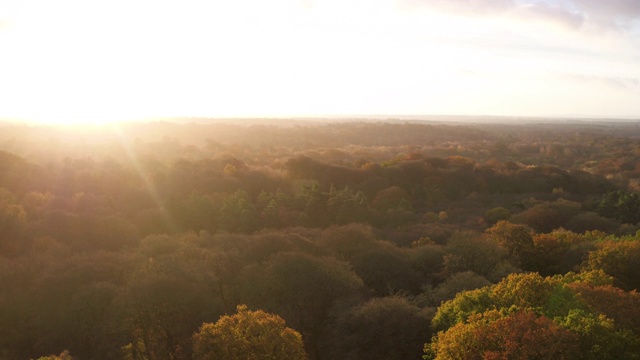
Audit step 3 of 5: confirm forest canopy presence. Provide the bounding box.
[2,119,640,359]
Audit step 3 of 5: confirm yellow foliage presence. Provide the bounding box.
[193,305,307,360]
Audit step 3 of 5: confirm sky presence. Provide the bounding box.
[0,0,639,124]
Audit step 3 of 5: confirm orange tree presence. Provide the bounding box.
[427,271,640,359]
[192,305,307,360]
[427,309,579,360]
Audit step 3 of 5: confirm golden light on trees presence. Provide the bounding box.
[192,305,307,360]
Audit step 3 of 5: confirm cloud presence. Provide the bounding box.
[572,0,640,30]
[561,74,640,91]
[401,0,583,28]
[517,2,584,29]
[400,0,639,31]
[578,0,640,19]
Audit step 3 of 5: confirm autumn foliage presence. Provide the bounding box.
[192,305,307,360]
[2,121,640,359]
[428,310,579,360]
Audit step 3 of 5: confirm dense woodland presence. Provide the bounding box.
[3,119,640,359]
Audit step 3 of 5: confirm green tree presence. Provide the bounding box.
[326,185,369,224]
[431,272,589,333]
[491,273,585,318]
[585,239,640,290]
[485,207,511,225]
[431,287,494,332]
[218,190,257,232]
[597,191,640,224]
[558,309,640,359]
[192,305,307,360]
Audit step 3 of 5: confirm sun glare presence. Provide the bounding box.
[0,0,504,124]
[1,0,639,122]
[4,110,153,127]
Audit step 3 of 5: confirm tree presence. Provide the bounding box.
[121,251,221,360]
[237,252,364,359]
[597,191,640,224]
[34,350,75,360]
[192,305,307,360]
[370,186,414,226]
[428,271,640,360]
[443,230,509,280]
[427,310,579,360]
[431,287,494,332]
[557,309,640,359]
[485,207,511,225]
[349,245,423,296]
[431,272,589,333]
[491,273,585,318]
[528,230,598,276]
[480,310,579,360]
[175,191,217,232]
[569,283,640,334]
[510,200,580,233]
[325,185,369,224]
[564,212,619,234]
[585,239,640,291]
[426,271,492,306]
[331,297,432,360]
[0,189,28,256]
[218,190,258,232]
[485,221,534,266]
